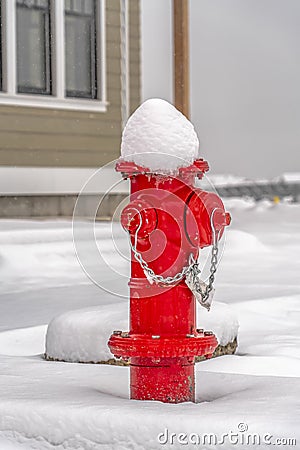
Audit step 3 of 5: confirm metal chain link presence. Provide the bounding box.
[128,208,191,285]
[127,207,220,294]
[201,211,220,302]
[130,244,192,285]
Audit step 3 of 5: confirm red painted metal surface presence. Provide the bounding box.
[108,158,230,403]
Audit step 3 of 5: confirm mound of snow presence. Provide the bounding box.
[223,197,256,211]
[45,301,238,363]
[121,98,199,174]
[225,229,268,253]
[200,302,239,347]
[46,303,129,362]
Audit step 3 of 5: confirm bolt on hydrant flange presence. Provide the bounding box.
[108,158,230,403]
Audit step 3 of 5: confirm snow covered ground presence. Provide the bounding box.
[0,198,299,449]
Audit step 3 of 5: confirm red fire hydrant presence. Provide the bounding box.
[108,158,230,403]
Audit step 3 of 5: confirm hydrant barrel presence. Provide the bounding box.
[130,357,195,403]
[108,158,229,403]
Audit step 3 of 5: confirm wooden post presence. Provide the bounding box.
[173,0,190,118]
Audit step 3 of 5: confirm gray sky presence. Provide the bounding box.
[141,0,300,178]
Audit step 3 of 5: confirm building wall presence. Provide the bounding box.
[0,0,141,168]
[128,0,141,115]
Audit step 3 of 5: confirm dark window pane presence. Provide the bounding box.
[65,0,87,14]
[16,0,51,95]
[17,0,48,8]
[65,0,97,99]
[36,0,49,7]
[72,0,83,13]
[84,1,94,14]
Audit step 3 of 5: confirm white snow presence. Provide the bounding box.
[0,358,299,450]
[0,437,30,450]
[200,173,249,187]
[45,304,128,363]
[0,199,299,449]
[0,325,46,357]
[45,302,238,363]
[280,172,300,183]
[121,99,199,173]
[200,172,300,188]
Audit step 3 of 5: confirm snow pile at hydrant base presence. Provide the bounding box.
[45,301,239,363]
[121,98,199,174]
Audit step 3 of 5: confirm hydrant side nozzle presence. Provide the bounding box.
[212,209,231,231]
[185,190,231,247]
[120,199,157,238]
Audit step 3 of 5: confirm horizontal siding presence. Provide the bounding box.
[107,41,121,59]
[107,88,121,104]
[128,48,140,64]
[129,0,141,115]
[0,103,122,121]
[130,75,141,90]
[0,132,120,152]
[107,58,122,75]
[0,115,121,137]
[129,0,140,13]
[129,28,140,39]
[0,0,141,168]
[106,25,120,43]
[129,38,140,51]
[107,0,120,12]
[0,147,121,167]
[107,11,122,27]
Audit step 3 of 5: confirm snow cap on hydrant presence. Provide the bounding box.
[121,98,199,174]
[108,98,231,403]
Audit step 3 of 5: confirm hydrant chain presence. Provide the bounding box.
[127,206,221,299]
[201,242,218,303]
[203,208,221,302]
[181,208,221,310]
[128,207,193,285]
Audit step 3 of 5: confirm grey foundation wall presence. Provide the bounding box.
[0,194,128,220]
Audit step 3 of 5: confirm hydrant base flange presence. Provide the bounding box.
[108,332,218,359]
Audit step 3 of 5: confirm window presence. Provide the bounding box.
[65,0,97,99]
[16,0,52,95]
[0,0,106,111]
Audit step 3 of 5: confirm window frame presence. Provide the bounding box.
[0,0,107,112]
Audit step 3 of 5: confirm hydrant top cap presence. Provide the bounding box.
[121,99,200,175]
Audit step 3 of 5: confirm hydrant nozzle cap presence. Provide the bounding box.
[225,212,231,226]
